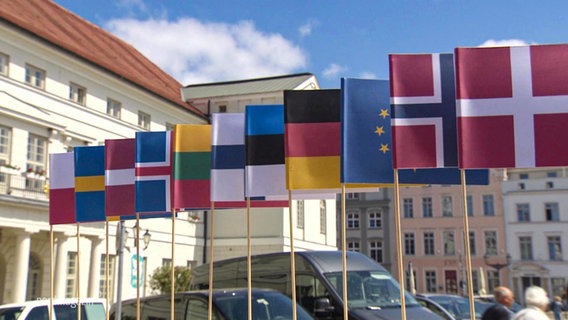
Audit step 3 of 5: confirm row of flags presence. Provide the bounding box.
[49,42,568,225]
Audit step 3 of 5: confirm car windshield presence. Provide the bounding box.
[0,306,24,319]
[428,296,488,319]
[324,271,419,309]
[213,291,314,320]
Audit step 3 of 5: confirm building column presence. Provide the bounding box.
[54,234,69,298]
[87,237,103,297]
[13,231,31,303]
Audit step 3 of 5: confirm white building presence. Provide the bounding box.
[503,168,568,303]
[182,75,338,262]
[0,0,207,304]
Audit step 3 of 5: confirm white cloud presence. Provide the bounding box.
[322,63,347,79]
[478,39,533,47]
[114,0,148,16]
[357,72,377,80]
[105,17,307,85]
[299,20,318,37]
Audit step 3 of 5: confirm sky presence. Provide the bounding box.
[53,0,568,89]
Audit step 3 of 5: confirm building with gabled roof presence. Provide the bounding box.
[0,0,206,304]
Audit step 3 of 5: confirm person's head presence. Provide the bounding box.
[555,296,562,302]
[524,286,549,311]
[494,286,514,308]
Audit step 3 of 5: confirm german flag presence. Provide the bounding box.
[284,90,342,190]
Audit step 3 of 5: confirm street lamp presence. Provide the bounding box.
[484,253,512,286]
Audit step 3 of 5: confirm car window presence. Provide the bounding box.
[186,299,215,320]
[83,303,106,319]
[25,306,49,320]
[0,307,24,320]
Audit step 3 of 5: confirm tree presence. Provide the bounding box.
[149,265,192,294]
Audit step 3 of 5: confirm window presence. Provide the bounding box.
[346,192,360,200]
[548,236,562,261]
[403,198,414,218]
[162,258,172,267]
[0,52,8,76]
[469,231,476,256]
[425,271,437,293]
[26,134,47,190]
[545,203,560,221]
[547,171,558,178]
[424,232,435,256]
[546,181,554,189]
[25,64,46,89]
[65,252,77,298]
[484,231,498,255]
[347,241,360,252]
[369,241,383,263]
[99,254,116,298]
[347,212,360,229]
[519,236,533,260]
[297,200,304,229]
[442,196,453,217]
[0,126,12,183]
[443,230,455,255]
[368,209,382,229]
[467,195,474,216]
[483,195,495,216]
[138,111,151,130]
[551,278,566,298]
[519,173,529,180]
[107,98,121,118]
[471,270,479,294]
[69,82,86,105]
[404,233,415,255]
[517,203,531,222]
[218,105,227,113]
[422,197,433,218]
[320,200,326,234]
[487,270,499,290]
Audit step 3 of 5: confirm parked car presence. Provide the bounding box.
[0,298,106,320]
[416,294,492,320]
[190,251,444,320]
[415,295,457,320]
[110,288,314,320]
[474,294,524,313]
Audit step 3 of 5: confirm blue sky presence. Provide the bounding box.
[54,0,568,89]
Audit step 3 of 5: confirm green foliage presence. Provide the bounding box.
[149,265,192,294]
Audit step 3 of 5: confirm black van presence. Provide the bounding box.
[190,251,443,320]
[110,288,314,319]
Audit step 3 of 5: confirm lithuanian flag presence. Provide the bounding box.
[173,124,211,209]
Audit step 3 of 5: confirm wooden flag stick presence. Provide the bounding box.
[50,225,54,320]
[460,169,476,320]
[393,169,407,320]
[136,213,140,320]
[247,197,252,320]
[171,210,176,320]
[77,223,82,320]
[288,190,297,320]
[105,221,110,320]
[341,184,349,320]
[208,204,215,320]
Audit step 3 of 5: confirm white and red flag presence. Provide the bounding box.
[455,44,568,168]
[105,138,135,217]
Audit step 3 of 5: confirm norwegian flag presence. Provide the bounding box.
[390,53,458,169]
[135,131,173,213]
[455,44,568,168]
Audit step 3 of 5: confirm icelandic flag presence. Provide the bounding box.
[455,44,568,168]
[341,78,488,185]
[49,152,75,225]
[74,146,106,222]
[390,53,458,169]
[105,138,135,217]
[135,131,173,213]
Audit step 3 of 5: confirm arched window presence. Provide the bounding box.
[26,253,42,300]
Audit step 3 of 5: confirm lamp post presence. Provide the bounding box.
[483,253,512,286]
[115,222,151,320]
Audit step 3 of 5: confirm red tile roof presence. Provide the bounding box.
[0,0,206,118]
